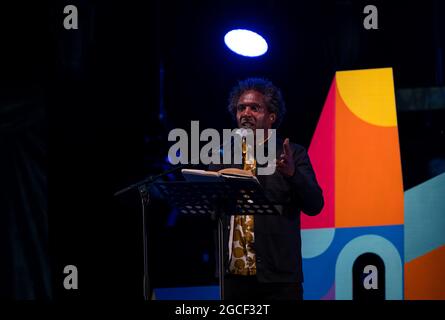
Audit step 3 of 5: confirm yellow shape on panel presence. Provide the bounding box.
[336,68,398,127]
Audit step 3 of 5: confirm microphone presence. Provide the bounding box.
[213,128,248,156]
[192,128,252,164]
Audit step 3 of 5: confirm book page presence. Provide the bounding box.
[182,168,259,183]
[218,168,253,177]
[218,168,259,183]
[181,169,223,182]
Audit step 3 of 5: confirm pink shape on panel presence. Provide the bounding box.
[303,79,336,229]
[320,283,335,300]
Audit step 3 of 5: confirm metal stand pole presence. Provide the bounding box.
[217,217,225,300]
[139,185,151,301]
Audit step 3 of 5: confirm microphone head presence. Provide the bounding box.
[234,128,250,137]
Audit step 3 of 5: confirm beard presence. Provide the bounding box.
[240,117,256,129]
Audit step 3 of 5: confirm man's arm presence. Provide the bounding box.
[284,145,324,216]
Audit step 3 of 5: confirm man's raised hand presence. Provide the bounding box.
[276,138,295,177]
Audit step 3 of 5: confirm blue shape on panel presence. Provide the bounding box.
[302,225,403,300]
[335,234,403,300]
[404,172,445,262]
[302,228,335,258]
[303,245,336,300]
[335,225,404,263]
[154,286,220,300]
[302,228,336,299]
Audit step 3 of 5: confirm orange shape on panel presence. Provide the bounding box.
[405,245,445,300]
[335,74,404,228]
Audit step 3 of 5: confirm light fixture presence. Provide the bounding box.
[224,29,268,57]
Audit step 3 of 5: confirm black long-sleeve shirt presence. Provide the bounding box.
[209,137,324,283]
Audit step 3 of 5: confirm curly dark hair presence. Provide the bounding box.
[227,77,286,128]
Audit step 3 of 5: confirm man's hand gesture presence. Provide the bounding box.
[276,138,295,177]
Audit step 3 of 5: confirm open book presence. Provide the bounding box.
[181,168,259,183]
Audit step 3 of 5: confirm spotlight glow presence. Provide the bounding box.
[224,29,268,57]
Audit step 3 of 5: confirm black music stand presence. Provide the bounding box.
[154,178,280,300]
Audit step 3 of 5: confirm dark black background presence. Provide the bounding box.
[1,0,444,300]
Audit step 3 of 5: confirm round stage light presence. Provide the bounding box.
[224,29,268,57]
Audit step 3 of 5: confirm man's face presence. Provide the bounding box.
[236,90,276,130]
